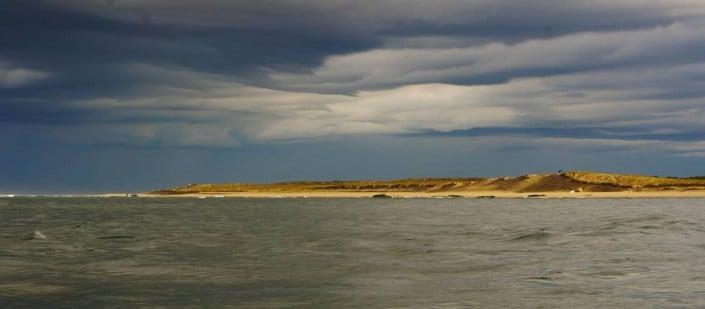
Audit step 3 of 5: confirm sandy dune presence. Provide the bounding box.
[142,171,705,198]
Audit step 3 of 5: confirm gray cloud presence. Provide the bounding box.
[268,21,705,93]
[51,0,705,35]
[0,62,49,88]
[2,0,705,150]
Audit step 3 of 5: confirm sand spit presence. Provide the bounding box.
[141,171,705,198]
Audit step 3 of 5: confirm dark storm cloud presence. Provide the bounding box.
[2,0,705,147]
[0,1,375,72]
[2,0,698,91]
[1,0,376,138]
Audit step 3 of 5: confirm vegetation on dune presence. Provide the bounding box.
[155,178,486,194]
[150,171,705,195]
[562,171,705,189]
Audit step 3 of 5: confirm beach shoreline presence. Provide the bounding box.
[137,171,705,199]
[134,190,705,199]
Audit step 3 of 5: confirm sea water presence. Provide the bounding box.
[2,197,705,308]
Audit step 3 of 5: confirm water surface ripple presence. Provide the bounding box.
[2,197,705,308]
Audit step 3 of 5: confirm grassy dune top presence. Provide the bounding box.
[152,178,485,194]
[563,171,705,188]
[150,171,705,195]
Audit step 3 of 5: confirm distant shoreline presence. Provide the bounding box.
[135,190,705,199]
[138,171,705,199]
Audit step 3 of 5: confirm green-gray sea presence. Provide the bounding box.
[2,197,705,308]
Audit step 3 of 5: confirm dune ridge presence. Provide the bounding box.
[149,171,705,196]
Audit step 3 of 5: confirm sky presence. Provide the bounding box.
[3,0,705,193]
